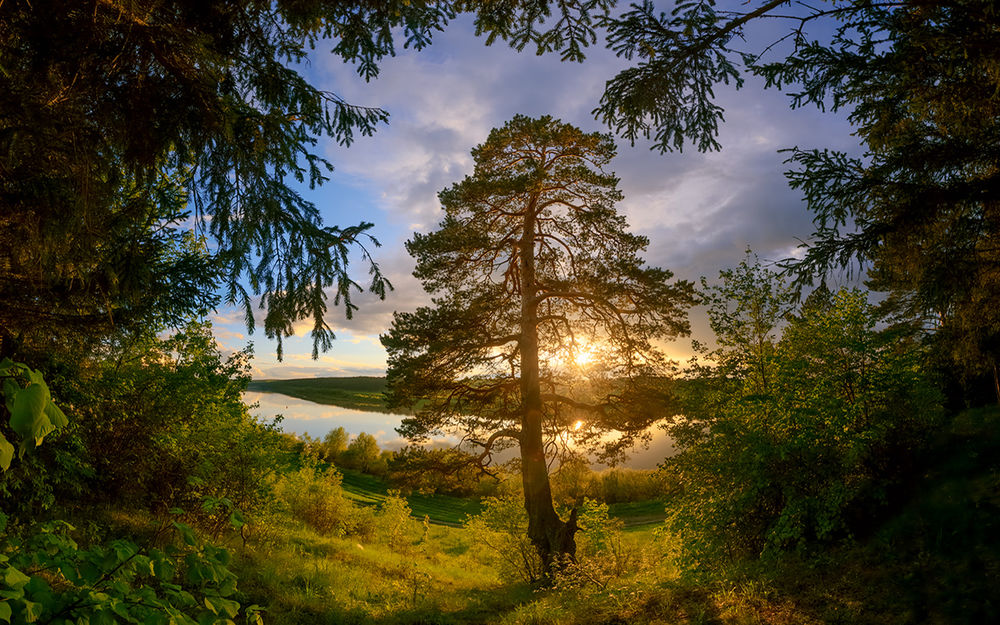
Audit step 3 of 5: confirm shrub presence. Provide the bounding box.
[273,463,356,536]
[466,492,544,584]
[671,260,945,562]
[376,490,416,548]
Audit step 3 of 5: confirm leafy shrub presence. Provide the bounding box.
[0,514,261,625]
[671,259,945,562]
[0,358,82,518]
[54,322,283,521]
[339,432,387,476]
[376,490,416,548]
[273,462,356,536]
[466,492,544,584]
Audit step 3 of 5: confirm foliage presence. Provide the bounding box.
[550,457,674,505]
[595,0,1000,391]
[387,446,498,497]
[0,515,260,625]
[0,0,620,357]
[0,359,69,472]
[339,432,386,476]
[319,427,349,464]
[466,493,545,584]
[375,491,417,549]
[669,258,945,561]
[273,462,369,539]
[0,359,83,519]
[383,114,695,569]
[59,322,282,518]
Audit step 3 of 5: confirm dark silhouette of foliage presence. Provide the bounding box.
[594,0,1000,395]
[0,0,612,357]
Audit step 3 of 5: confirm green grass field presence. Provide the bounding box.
[247,376,400,413]
[337,468,667,529]
[339,469,484,526]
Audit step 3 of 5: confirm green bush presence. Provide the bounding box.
[376,490,416,548]
[273,462,356,536]
[0,514,261,625]
[671,259,945,562]
[466,492,544,584]
[53,322,283,522]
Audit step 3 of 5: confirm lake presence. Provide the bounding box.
[244,391,675,469]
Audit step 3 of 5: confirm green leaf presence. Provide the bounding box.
[9,384,53,447]
[0,435,13,472]
[2,380,17,415]
[212,597,240,619]
[2,567,30,590]
[21,599,42,623]
[43,402,69,429]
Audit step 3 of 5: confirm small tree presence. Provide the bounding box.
[383,115,694,572]
[340,432,382,474]
[321,427,350,463]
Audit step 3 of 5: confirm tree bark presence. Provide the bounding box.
[518,187,578,576]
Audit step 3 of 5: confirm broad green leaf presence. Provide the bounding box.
[21,599,42,623]
[212,597,240,619]
[0,601,10,623]
[0,435,12,471]
[2,380,17,414]
[9,384,52,446]
[2,567,30,590]
[43,402,69,429]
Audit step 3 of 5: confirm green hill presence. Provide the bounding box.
[247,376,399,413]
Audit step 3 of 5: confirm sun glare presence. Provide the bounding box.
[573,346,594,367]
[573,420,583,431]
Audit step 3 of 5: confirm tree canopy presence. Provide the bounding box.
[0,0,612,357]
[382,115,694,570]
[593,0,1000,393]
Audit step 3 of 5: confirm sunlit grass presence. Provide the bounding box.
[233,519,505,624]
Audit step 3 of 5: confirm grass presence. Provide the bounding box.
[233,517,510,625]
[338,467,668,528]
[339,468,483,526]
[247,377,398,413]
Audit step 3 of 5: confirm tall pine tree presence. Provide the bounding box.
[382,115,694,571]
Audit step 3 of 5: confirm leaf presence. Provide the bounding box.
[0,602,10,623]
[20,599,42,623]
[43,402,69,429]
[212,597,240,619]
[2,567,30,590]
[9,384,53,447]
[0,435,13,472]
[2,380,18,415]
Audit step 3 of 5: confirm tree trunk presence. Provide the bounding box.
[993,359,1000,406]
[518,188,578,576]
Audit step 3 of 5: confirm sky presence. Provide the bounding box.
[210,9,860,379]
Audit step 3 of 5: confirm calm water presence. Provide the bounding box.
[244,391,674,468]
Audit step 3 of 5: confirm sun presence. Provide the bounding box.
[573,346,595,367]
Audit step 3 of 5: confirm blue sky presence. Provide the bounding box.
[210,10,859,379]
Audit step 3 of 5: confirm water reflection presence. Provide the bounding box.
[243,391,456,450]
[244,391,675,469]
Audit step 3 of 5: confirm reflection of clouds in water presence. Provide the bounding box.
[243,392,460,449]
[244,391,675,467]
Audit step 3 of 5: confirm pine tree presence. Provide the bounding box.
[382,115,694,571]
